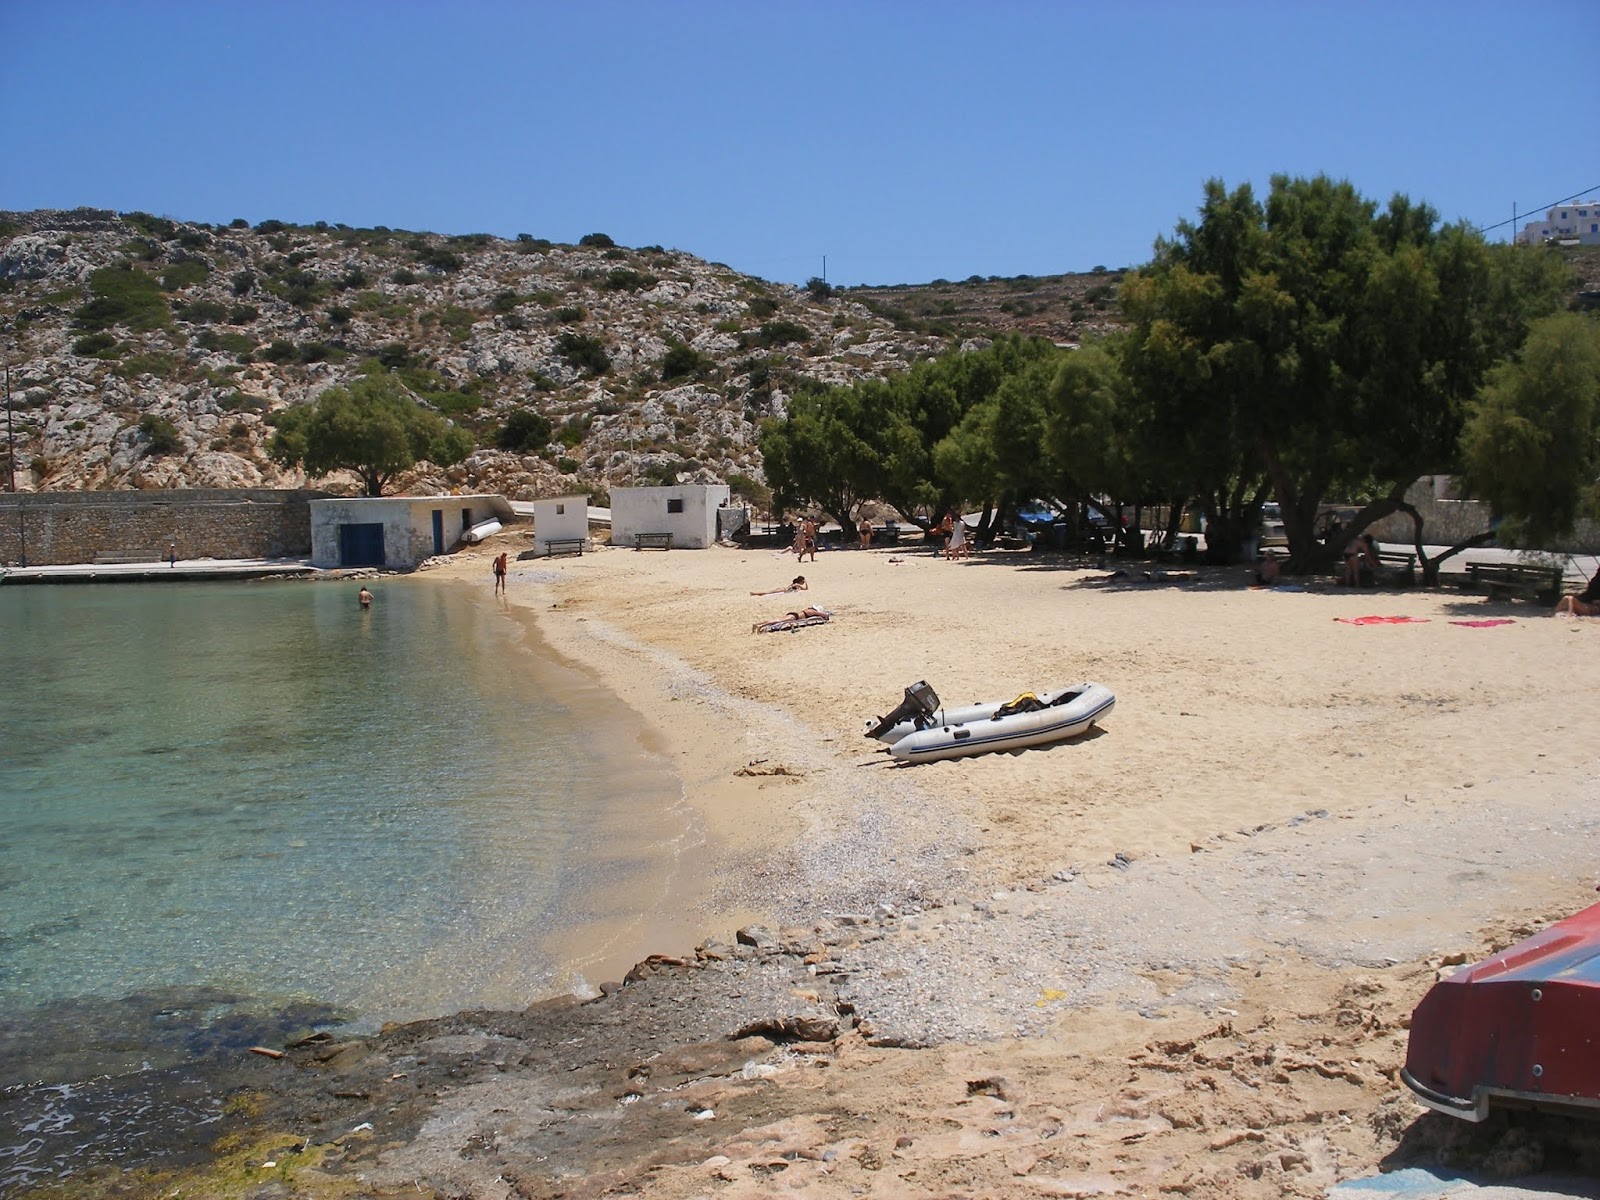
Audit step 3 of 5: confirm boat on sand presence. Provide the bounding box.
[865,680,1114,764]
[1402,898,1600,1122]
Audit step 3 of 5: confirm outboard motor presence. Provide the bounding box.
[865,680,940,740]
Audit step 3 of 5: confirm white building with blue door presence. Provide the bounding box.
[309,494,517,569]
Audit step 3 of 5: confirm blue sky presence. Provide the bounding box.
[3,1,1596,286]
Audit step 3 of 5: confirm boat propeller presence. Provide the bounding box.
[864,680,940,739]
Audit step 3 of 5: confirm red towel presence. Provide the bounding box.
[1448,618,1516,628]
[1334,615,1430,625]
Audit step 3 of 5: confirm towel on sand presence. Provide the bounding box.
[1335,615,1430,625]
[1449,618,1516,628]
[753,614,831,634]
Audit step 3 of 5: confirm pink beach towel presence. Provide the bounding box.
[1449,618,1516,628]
[1335,615,1430,625]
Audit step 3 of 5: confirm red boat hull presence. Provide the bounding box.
[1402,900,1600,1121]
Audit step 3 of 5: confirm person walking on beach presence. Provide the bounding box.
[358,586,373,609]
[168,542,177,568]
[802,516,818,563]
[492,551,508,594]
[858,515,873,549]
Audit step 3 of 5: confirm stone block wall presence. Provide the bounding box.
[0,489,328,566]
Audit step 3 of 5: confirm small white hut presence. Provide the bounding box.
[608,484,730,550]
[531,495,591,556]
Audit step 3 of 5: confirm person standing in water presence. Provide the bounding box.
[358,586,373,609]
[492,551,508,594]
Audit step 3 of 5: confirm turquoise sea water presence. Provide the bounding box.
[0,578,688,1186]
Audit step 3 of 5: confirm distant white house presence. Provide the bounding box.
[609,484,730,549]
[530,494,590,556]
[1518,199,1600,245]
[309,494,515,568]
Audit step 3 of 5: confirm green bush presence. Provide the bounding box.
[497,407,553,452]
[175,298,229,324]
[195,329,256,355]
[123,212,178,240]
[296,342,343,364]
[376,342,414,369]
[555,332,610,376]
[578,232,616,248]
[433,305,476,342]
[601,268,658,292]
[326,304,352,326]
[218,390,269,413]
[261,340,297,364]
[139,414,182,454]
[804,277,834,301]
[254,219,288,234]
[72,267,171,332]
[414,245,462,273]
[491,290,521,314]
[115,352,180,379]
[747,294,779,319]
[230,269,255,296]
[391,267,418,285]
[516,234,552,253]
[660,340,709,382]
[557,456,579,473]
[751,319,809,348]
[558,414,592,447]
[160,260,210,291]
[72,332,117,357]
[227,303,259,324]
[552,305,585,324]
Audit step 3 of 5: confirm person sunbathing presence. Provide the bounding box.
[753,605,831,633]
[1554,568,1600,616]
[751,576,807,596]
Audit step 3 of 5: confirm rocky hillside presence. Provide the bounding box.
[0,209,961,499]
[4,210,1591,501]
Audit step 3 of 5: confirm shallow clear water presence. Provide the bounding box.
[0,577,684,1074]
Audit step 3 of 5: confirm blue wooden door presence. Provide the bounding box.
[431,509,444,556]
[339,522,386,567]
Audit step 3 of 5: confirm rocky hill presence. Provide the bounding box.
[3,209,1592,501]
[0,209,966,499]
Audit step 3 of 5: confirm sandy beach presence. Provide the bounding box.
[399,538,1600,1197]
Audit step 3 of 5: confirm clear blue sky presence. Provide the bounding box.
[3,1,1596,287]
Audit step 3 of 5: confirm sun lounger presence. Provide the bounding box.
[753,614,831,634]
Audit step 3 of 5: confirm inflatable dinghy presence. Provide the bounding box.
[463,519,502,544]
[866,680,1114,764]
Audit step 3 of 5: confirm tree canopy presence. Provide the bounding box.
[269,373,474,496]
[1460,312,1600,543]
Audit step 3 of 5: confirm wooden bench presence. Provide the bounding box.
[1375,550,1417,586]
[94,552,164,564]
[542,538,587,557]
[1467,562,1564,605]
[634,532,673,551]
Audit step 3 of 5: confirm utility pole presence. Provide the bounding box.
[822,255,827,285]
[4,363,13,493]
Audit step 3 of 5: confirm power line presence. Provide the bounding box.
[1477,186,1600,236]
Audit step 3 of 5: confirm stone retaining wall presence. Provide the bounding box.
[0,489,328,566]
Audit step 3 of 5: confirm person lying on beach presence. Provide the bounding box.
[1554,568,1600,616]
[752,605,832,633]
[751,575,807,596]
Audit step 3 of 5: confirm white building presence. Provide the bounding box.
[309,494,515,569]
[1517,199,1600,245]
[530,494,590,556]
[609,484,730,549]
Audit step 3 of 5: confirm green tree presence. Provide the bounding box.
[1120,175,1570,566]
[497,407,553,454]
[269,374,473,496]
[1460,312,1600,543]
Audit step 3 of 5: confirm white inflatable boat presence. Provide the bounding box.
[463,519,503,544]
[865,680,1114,764]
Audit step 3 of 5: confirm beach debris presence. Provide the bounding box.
[350,1122,374,1134]
[735,761,802,777]
[248,1045,285,1059]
